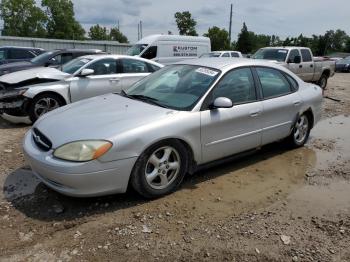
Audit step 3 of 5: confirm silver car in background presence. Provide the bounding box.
[23,58,323,198]
[0,55,163,122]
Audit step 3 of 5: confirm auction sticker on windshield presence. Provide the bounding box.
[195,67,218,77]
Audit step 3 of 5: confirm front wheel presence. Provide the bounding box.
[287,114,311,148]
[130,140,188,199]
[29,93,64,123]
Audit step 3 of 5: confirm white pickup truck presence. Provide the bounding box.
[252,47,335,89]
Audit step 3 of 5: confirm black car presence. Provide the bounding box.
[335,58,350,72]
[0,49,104,76]
[0,46,45,65]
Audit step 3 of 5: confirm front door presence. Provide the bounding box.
[70,58,122,102]
[200,67,263,163]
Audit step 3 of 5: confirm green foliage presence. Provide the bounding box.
[110,27,128,43]
[204,26,230,51]
[235,23,253,53]
[41,0,85,40]
[0,0,47,37]
[174,11,198,36]
[88,24,109,40]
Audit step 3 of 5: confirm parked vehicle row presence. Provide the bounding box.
[0,46,45,65]
[22,58,323,198]
[252,47,336,89]
[0,49,104,76]
[0,55,163,122]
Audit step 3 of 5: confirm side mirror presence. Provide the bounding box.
[79,68,94,77]
[210,97,233,109]
[293,55,301,64]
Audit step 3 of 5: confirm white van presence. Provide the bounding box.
[127,34,211,65]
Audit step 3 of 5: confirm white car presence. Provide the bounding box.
[200,51,243,58]
[0,55,163,122]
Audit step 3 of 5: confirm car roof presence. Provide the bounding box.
[259,46,310,50]
[77,54,164,66]
[175,57,287,71]
[0,46,44,50]
[52,49,103,53]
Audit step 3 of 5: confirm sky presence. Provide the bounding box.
[2,0,350,43]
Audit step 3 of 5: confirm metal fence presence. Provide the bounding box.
[0,36,132,54]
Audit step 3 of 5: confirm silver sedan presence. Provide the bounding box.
[23,58,323,198]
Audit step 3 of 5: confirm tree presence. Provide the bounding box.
[204,26,230,51]
[88,24,109,40]
[41,0,85,40]
[0,0,47,37]
[174,11,198,36]
[235,23,253,53]
[110,27,128,43]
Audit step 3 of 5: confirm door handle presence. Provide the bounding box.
[293,100,301,106]
[310,64,313,68]
[299,65,303,68]
[109,78,120,82]
[250,110,261,117]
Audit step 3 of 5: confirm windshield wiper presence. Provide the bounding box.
[120,91,168,108]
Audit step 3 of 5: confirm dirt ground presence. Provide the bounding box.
[0,74,349,262]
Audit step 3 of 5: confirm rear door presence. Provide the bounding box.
[69,58,123,102]
[119,58,154,90]
[300,49,314,81]
[254,67,302,145]
[200,67,263,163]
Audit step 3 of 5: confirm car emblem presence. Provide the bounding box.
[33,133,50,149]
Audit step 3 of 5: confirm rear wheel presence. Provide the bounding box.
[317,74,328,90]
[29,93,64,123]
[287,114,311,148]
[130,140,188,198]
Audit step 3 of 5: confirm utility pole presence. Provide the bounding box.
[229,3,233,44]
[138,23,140,40]
[140,20,143,39]
[117,20,120,30]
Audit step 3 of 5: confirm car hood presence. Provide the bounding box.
[0,67,70,85]
[34,94,175,147]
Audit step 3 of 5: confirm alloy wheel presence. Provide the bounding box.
[294,115,309,144]
[34,97,60,118]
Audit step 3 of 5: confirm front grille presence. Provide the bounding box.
[32,128,52,151]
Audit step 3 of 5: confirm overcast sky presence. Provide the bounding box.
[2,0,350,43]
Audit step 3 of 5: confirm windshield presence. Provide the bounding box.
[252,48,288,62]
[200,52,221,58]
[124,65,220,111]
[62,57,92,74]
[127,44,148,56]
[30,51,54,64]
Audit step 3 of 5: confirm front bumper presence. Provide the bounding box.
[23,130,137,197]
[0,93,28,115]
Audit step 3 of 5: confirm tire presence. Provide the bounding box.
[287,113,311,148]
[317,74,328,90]
[29,93,64,123]
[130,140,189,199]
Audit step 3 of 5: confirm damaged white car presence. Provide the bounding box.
[0,55,163,122]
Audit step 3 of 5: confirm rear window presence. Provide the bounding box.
[300,49,312,62]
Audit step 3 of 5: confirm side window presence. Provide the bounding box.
[212,68,256,104]
[222,52,230,57]
[121,59,149,73]
[256,67,292,99]
[231,52,239,58]
[288,49,300,63]
[10,49,34,59]
[86,59,117,75]
[61,53,73,64]
[147,63,161,72]
[284,73,299,91]
[300,49,312,62]
[50,54,62,65]
[141,46,157,60]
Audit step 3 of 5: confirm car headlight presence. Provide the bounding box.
[53,140,112,162]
